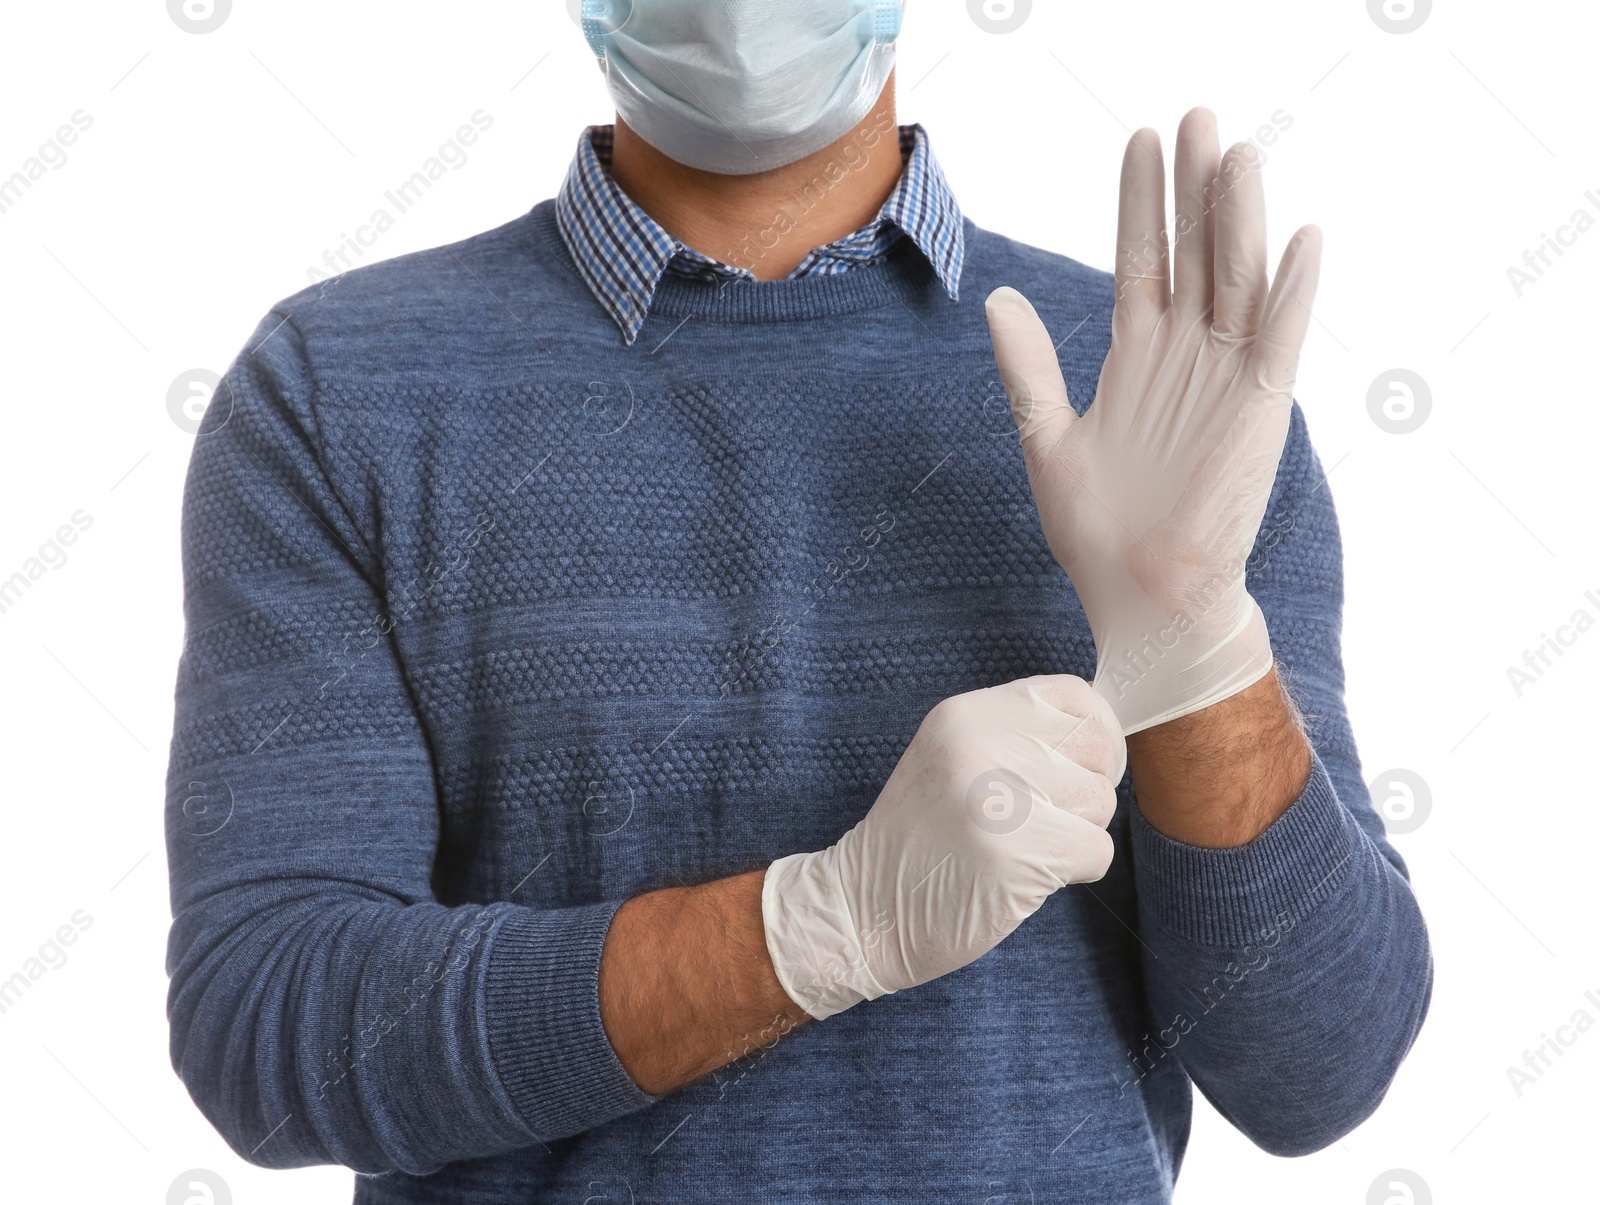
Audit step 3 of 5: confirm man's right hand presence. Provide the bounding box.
[596,675,1123,1096]
[762,675,1125,1020]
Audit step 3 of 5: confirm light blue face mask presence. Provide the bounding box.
[581,0,903,175]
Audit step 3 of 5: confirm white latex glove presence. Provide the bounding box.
[985,109,1322,735]
[762,675,1125,1020]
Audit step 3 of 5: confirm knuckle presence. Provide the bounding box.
[917,706,965,766]
[1049,823,1115,885]
[1048,708,1118,778]
[1045,769,1116,828]
[920,689,992,757]
[1075,716,1125,780]
[1078,829,1117,882]
[922,691,972,737]
[1080,778,1119,828]
[1033,672,1095,712]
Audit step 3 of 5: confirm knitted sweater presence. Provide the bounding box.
[164,200,1432,1203]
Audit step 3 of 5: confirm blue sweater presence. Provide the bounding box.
[164,200,1432,1203]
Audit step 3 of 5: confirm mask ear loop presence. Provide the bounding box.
[872,0,903,42]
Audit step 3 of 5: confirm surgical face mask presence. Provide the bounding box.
[581,0,903,175]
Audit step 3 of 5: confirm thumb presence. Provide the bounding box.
[985,286,1077,453]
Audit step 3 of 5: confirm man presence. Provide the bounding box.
[164,2,1431,1200]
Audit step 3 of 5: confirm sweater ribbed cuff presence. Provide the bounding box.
[1128,750,1362,948]
[484,899,658,1142]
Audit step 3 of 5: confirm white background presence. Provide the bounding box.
[0,0,1593,1201]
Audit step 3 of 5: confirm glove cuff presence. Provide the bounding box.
[761,847,890,1021]
[1100,598,1277,735]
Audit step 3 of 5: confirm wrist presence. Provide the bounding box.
[1125,666,1311,848]
[598,870,808,1096]
[761,846,888,1021]
[1092,594,1275,735]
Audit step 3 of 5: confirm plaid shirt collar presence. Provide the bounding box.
[555,122,964,345]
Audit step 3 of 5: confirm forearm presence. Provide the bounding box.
[598,869,810,1096]
[1123,667,1432,1152]
[168,881,652,1171]
[1127,761,1433,1154]
[1126,666,1311,848]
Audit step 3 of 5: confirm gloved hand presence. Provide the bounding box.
[984,108,1323,735]
[762,675,1125,1020]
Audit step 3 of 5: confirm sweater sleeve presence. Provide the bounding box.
[163,308,657,1175]
[1124,401,1433,1157]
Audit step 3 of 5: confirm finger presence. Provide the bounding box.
[1074,775,1119,829]
[985,286,1077,451]
[1213,141,1269,339]
[1056,696,1127,785]
[1083,686,1128,782]
[1026,757,1118,828]
[1114,128,1169,313]
[1255,224,1323,389]
[1049,716,1124,790]
[1021,676,1127,783]
[1040,810,1117,885]
[1172,107,1219,318]
[1020,672,1098,717]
